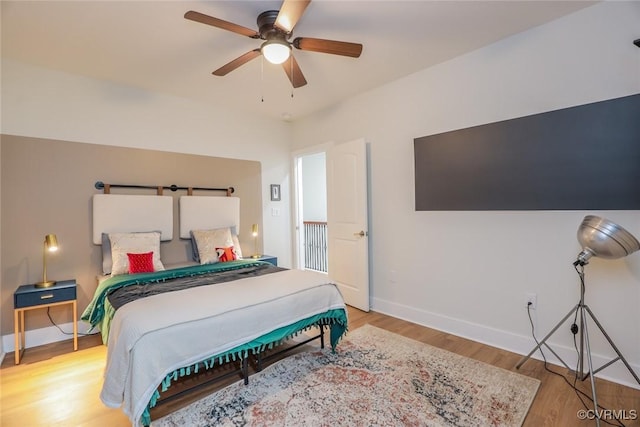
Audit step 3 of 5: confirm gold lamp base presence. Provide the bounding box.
[35,280,56,289]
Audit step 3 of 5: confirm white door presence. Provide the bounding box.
[327,138,370,311]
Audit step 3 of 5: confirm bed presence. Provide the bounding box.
[82,192,347,426]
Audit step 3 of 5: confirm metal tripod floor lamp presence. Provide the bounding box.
[516,215,640,426]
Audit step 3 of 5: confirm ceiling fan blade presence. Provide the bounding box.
[213,49,262,76]
[185,11,259,38]
[293,37,362,58]
[282,55,307,88]
[275,0,311,34]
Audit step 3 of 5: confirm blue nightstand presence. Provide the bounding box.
[244,255,277,266]
[13,279,78,364]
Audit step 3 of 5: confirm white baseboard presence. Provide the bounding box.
[371,297,640,390]
[2,321,95,354]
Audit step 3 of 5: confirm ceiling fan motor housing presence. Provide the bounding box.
[257,10,289,41]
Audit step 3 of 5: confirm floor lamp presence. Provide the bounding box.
[516,215,640,426]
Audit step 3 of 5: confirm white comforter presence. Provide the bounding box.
[100,268,345,426]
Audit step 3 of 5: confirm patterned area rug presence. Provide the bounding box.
[155,324,540,427]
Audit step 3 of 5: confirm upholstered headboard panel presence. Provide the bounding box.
[92,194,173,244]
[179,196,240,238]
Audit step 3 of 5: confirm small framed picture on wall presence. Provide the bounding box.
[270,184,281,201]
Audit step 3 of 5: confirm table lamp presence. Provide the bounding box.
[251,224,261,258]
[35,234,59,288]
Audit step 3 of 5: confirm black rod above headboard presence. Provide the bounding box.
[94,181,234,196]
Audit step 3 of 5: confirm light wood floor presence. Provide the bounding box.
[1,307,639,427]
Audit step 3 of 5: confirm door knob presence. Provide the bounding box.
[354,230,366,237]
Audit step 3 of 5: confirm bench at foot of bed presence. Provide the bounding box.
[141,313,347,427]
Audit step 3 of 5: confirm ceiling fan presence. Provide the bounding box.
[184,0,363,88]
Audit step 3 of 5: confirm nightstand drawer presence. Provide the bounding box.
[14,281,77,308]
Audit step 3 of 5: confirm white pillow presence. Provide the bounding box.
[191,228,238,264]
[109,232,165,276]
[190,226,243,261]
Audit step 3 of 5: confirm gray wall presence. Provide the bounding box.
[0,139,3,356]
[1,135,262,335]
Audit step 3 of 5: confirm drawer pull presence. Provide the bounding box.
[40,294,54,300]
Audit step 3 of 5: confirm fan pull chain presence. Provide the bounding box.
[290,57,294,99]
[261,56,265,103]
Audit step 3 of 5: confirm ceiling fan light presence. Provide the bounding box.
[261,40,291,64]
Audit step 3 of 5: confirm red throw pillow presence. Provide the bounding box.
[216,246,237,262]
[127,252,155,274]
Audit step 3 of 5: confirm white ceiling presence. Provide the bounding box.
[2,1,595,122]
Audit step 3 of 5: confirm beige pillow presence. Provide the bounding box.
[109,232,165,276]
[231,233,243,258]
[190,226,243,261]
[191,228,237,264]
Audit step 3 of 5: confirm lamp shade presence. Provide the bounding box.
[575,215,640,264]
[261,40,291,64]
[251,224,260,258]
[36,234,59,288]
[45,234,59,251]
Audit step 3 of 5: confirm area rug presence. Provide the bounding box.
[155,324,540,427]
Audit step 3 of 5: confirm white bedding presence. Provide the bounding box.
[100,268,345,426]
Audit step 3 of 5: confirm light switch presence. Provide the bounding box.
[271,208,280,216]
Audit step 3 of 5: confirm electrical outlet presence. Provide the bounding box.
[525,293,537,310]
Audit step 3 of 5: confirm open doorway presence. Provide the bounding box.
[293,139,370,310]
[293,151,328,272]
